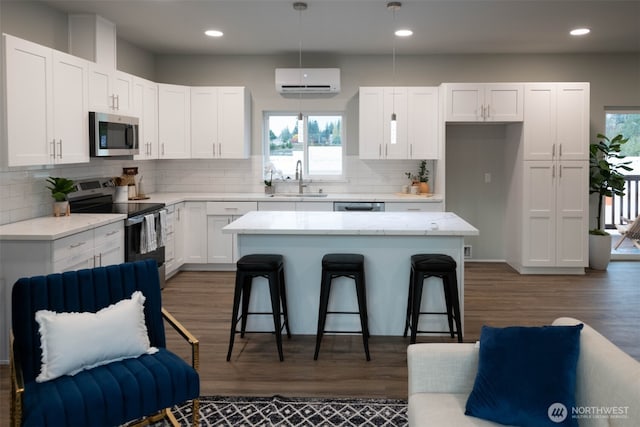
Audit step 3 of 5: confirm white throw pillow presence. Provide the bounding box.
[35,290,158,383]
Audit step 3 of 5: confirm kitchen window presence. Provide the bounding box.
[264,112,344,179]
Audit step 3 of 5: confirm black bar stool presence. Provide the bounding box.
[403,254,463,344]
[314,253,370,361]
[227,254,291,362]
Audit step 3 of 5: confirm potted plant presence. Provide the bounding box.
[46,177,75,216]
[588,133,632,269]
[405,160,430,194]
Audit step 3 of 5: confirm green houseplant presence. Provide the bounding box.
[405,160,430,194]
[46,177,75,216]
[588,133,631,269]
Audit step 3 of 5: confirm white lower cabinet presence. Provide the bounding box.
[385,201,443,212]
[183,202,207,264]
[521,161,588,269]
[1,221,123,281]
[206,202,257,264]
[165,202,185,276]
[257,201,297,211]
[90,221,124,269]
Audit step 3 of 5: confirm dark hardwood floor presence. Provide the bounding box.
[2,261,638,426]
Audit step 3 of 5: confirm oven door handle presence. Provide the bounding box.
[126,216,145,226]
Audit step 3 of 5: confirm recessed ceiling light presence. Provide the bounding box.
[570,28,590,36]
[395,29,413,37]
[204,30,224,37]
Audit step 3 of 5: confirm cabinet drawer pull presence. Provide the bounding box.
[105,230,119,237]
[70,241,86,249]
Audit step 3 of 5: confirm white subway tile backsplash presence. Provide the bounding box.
[0,156,432,225]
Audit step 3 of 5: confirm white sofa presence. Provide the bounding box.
[407,317,640,426]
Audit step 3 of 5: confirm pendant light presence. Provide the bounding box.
[387,2,401,145]
[294,2,307,144]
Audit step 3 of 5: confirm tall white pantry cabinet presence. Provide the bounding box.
[506,83,590,274]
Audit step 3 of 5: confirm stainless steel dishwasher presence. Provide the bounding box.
[333,201,385,212]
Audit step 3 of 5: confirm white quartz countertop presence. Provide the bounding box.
[223,211,478,236]
[0,214,126,241]
[140,192,444,205]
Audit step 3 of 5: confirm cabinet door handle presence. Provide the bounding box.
[218,143,222,157]
[378,144,382,158]
[58,139,63,158]
[559,144,563,157]
[409,144,413,158]
[485,104,490,119]
[552,143,556,159]
[51,140,56,158]
[385,144,388,157]
[559,165,562,179]
[110,94,115,109]
[115,94,120,110]
[162,143,165,156]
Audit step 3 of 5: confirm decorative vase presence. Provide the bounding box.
[588,233,612,270]
[53,201,70,217]
[419,182,429,194]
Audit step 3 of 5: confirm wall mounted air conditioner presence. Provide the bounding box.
[275,68,341,94]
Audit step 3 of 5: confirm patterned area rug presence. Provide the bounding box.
[171,395,408,426]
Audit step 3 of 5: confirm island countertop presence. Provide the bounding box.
[222,211,478,236]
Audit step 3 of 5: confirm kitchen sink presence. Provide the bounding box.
[270,193,328,198]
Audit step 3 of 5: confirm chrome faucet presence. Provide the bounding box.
[295,160,306,194]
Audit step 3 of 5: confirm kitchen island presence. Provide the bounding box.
[223,211,478,337]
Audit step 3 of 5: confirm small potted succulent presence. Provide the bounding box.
[46,177,75,216]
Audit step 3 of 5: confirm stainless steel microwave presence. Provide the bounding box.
[89,112,139,157]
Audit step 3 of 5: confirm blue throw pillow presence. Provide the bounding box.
[465,324,583,427]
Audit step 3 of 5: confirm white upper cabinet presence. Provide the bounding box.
[359,86,439,160]
[383,87,408,159]
[523,83,589,161]
[358,87,385,159]
[133,77,159,160]
[408,86,440,159]
[556,83,590,160]
[444,83,523,122]
[88,63,133,114]
[191,86,250,159]
[158,83,191,159]
[4,34,89,166]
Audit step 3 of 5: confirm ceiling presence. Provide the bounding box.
[40,0,640,56]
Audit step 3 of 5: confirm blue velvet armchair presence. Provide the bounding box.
[10,259,200,427]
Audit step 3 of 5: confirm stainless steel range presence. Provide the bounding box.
[68,177,167,287]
